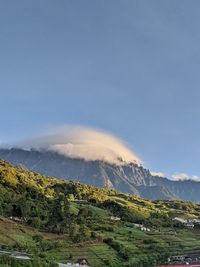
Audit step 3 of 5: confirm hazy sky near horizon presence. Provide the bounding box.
[0,0,200,178]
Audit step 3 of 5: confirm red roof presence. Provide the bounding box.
[157,265,200,267]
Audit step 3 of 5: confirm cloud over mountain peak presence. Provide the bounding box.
[18,126,141,165]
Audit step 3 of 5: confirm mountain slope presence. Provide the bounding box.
[0,148,200,202]
[1,159,200,266]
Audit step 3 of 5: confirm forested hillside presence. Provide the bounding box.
[1,160,200,267]
[1,148,200,202]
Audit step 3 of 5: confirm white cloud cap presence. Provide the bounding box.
[18,126,141,165]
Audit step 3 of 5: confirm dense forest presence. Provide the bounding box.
[1,159,200,267]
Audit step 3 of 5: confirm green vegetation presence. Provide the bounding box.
[0,160,200,266]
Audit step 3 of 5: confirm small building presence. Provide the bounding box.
[141,226,150,232]
[110,216,121,221]
[173,217,194,228]
[9,216,23,222]
[133,223,150,232]
[192,218,200,224]
[173,217,187,224]
[184,222,194,228]
[10,252,31,260]
[76,258,89,266]
[169,255,186,262]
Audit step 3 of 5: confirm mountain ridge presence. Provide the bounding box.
[0,148,200,202]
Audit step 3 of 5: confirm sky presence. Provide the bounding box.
[0,0,200,179]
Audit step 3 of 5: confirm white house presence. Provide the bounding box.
[110,216,121,221]
[173,217,194,228]
[133,223,150,232]
[173,217,187,224]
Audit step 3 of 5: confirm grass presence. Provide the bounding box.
[2,214,200,266]
[2,159,200,266]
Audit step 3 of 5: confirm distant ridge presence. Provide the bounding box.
[0,148,200,202]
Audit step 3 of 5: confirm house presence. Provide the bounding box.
[141,226,150,232]
[173,217,194,228]
[10,252,31,260]
[133,223,150,232]
[59,264,87,267]
[192,218,200,224]
[173,217,187,224]
[156,265,200,267]
[110,216,121,221]
[59,259,90,267]
[184,222,194,228]
[9,216,23,222]
[76,258,89,266]
[169,255,186,262]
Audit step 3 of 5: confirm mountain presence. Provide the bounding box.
[0,148,200,202]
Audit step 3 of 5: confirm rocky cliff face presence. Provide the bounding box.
[0,148,200,202]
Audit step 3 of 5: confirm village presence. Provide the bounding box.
[6,214,200,267]
[0,249,90,267]
[155,242,200,267]
[111,215,200,231]
[172,217,200,228]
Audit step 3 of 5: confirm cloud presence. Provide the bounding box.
[171,172,200,181]
[17,126,141,165]
[151,171,165,177]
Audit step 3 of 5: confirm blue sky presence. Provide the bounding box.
[0,0,200,178]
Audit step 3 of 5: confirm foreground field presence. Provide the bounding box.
[1,214,200,267]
